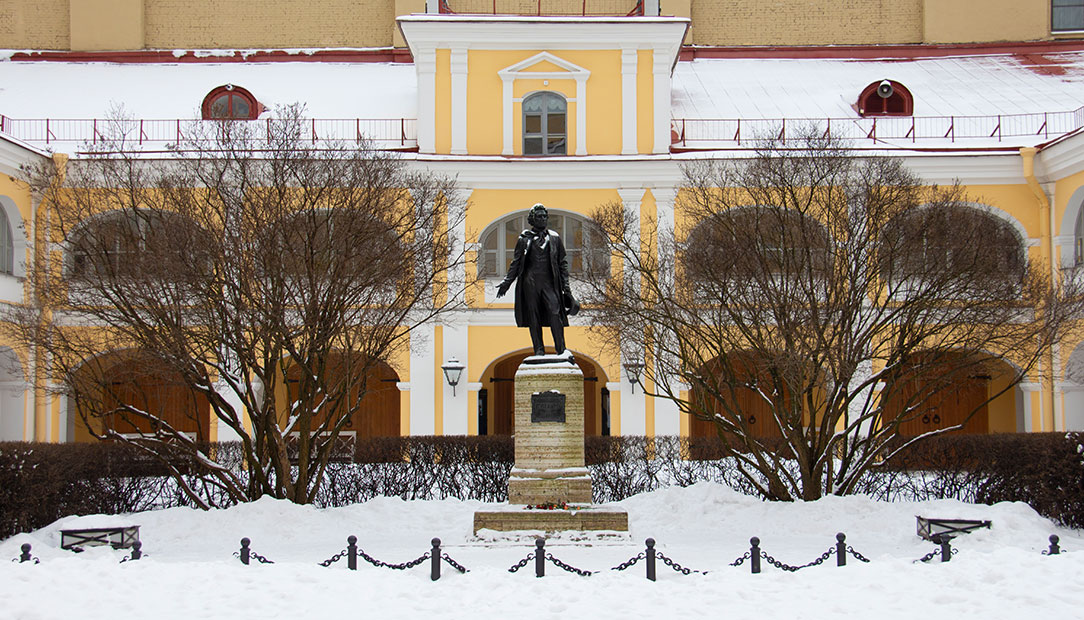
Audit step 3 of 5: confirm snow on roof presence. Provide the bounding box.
[0,59,417,120]
[672,51,1084,120]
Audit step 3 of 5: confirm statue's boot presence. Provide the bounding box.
[528,323,546,356]
[551,324,566,356]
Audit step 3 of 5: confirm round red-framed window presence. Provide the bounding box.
[201,85,260,120]
[857,80,913,117]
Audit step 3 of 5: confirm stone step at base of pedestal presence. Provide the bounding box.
[473,506,629,534]
[508,474,592,505]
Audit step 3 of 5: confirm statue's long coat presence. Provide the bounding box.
[500,228,571,328]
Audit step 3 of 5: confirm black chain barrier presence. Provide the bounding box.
[914,548,942,563]
[759,546,836,573]
[729,550,752,567]
[118,542,145,564]
[846,545,871,563]
[319,548,350,567]
[441,552,469,573]
[357,547,430,570]
[236,538,274,565]
[507,552,534,573]
[544,551,595,576]
[656,550,706,575]
[610,551,645,571]
[1042,535,1061,556]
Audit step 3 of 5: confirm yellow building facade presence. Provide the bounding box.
[1,5,1084,444]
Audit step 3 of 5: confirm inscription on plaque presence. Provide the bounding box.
[531,391,566,423]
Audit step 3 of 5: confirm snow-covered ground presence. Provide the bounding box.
[2,482,1082,619]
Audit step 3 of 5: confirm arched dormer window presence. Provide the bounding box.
[478,210,606,278]
[523,92,567,156]
[201,84,260,120]
[857,80,913,117]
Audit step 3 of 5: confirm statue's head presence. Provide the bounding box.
[527,203,549,228]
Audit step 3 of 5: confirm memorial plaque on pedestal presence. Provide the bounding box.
[531,391,566,423]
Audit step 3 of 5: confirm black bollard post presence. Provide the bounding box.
[645,538,656,582]
[534,538,545,578]
[836,533,846,567]
[130,541,143,561]
[934,535,952,563]
[347,536,357,571]
[431,538,441,581]
[239,538,251,565]
[19,543,32,563]
[750,537,761,574]
[1048,535,1061,555]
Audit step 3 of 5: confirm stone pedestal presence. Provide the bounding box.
[507,355,590,504]
[473,353,628,535]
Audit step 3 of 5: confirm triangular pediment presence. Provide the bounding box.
[498,52,590,80]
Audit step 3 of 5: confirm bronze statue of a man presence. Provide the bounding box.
[496,203,579,357]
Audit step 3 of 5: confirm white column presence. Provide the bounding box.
[213,378,245,442]
[450,47,468,155]
[617,188,646,435]
[652,47,672,154]
[1060,382,1084,431]
[447,188,469,305]
[410,322,437,435]
[425,0,440,13]
[651,187,680,436]
[575,75,588,155]
[621,47,638,155]
[1019,382,1041,432]
[645,0,660,15]
[416,48,437,154]
[501,77,514,155]
[441,319,470,435]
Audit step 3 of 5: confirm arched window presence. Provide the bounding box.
[201,84,260,120]
[69,210,203,281]
[523,92,567,156]
[478,210,606,278]
[857,80,913,117]
[0,211,12,275]
[881,206,1025,291]
[682,207,832,281]
[1075,207,1084,266]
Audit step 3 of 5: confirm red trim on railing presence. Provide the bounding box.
[678,39,1084,61]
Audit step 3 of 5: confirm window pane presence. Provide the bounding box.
[547,137,566,155]
[210,95,230,118]
[549,214,563,236]
[525,114,542,134]
[544,94,566,113]
[230,95,251,119]
[505,217,522,252]
[482,230,497,251]
[525,137,544,154]
[1054,6,1084,30]
[548,113,566,135]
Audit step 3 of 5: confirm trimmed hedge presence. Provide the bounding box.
[2,433,1082,540]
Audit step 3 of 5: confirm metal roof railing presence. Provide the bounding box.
[0,116,419,151]
[670,107,1084,149]
[438,0,644,16]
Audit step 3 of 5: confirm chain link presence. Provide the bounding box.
[846,545,871,563]
[913,548,941,563]
[610,551,646,571]
[356,547,429,570]
[656,551,706,575]
[11,556,40,564]
[507,552,534,573]
[759,546,836,572]
[318,548,349,568]
[249,550,274,564]
[729,550,751,566]
[544,551,595,576]
[441,552,469,573]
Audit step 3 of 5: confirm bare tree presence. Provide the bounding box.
[10,106,469,506]
[583,129,1084,501]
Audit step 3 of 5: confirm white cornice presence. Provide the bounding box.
[406,156,684,189]
[1036,132,1084,180]
[398,16,688,61]
[0,134,49,178]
